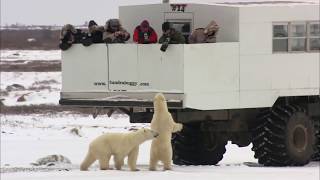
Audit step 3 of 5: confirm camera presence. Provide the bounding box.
[114,33,125,43]
[59,42,72,51]
[143,33,150,44]
[81,36,93,46]
[160,37,171,52]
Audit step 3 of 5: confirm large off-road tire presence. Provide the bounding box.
[252,105,315,166]
[312,117,320,161]
[172,122,227,165]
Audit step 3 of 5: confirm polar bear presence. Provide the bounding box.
[80,128,159,171]
[149,93,183,171]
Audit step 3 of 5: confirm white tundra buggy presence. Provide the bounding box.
[60,1,320,166]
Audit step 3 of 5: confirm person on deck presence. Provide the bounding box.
[133,20,158,44]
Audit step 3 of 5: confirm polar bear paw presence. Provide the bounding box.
[173,123,183,133]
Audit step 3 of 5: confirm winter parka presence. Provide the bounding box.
[188,20,219,44]
[103,19,130,43]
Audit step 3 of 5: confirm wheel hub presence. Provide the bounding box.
[292,125,308,152]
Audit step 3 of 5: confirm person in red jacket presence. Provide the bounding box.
[133,20,158,44]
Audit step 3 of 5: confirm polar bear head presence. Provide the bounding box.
[137,128,159,140]
[153,93,168,113]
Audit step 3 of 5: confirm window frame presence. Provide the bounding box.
[272,22,289,53]
[166,19,193,36]
[289,22,307,52]
[308,21,320,52]
[272,21,320,53]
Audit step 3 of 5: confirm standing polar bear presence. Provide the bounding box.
[149,93,183,171]
[80,128,159,171]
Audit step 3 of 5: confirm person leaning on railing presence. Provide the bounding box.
[103,19,130,43]
[159,22,185,44]
[189,20,219,44]
[59,24,84,50]
[87,20,104,43]
[159,22,185,51]
[81,20,105,46]
[133,20,158,44]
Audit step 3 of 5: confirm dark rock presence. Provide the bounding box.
[6,84,25,91]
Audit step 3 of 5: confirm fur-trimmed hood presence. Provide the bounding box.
[204,20,219,34]
[105,19,124,32]
[60,24,77,39]
[89,25,104,34]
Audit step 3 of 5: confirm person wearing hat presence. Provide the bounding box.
[103,19,130,43]
[59,24,78,50]
[158,22,185,44]
[87,20,104,43]
[189,20,219,44]
[158,22,185,52]
[133,20,158,44]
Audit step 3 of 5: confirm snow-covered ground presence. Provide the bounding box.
[1,114,319,180]
[0,50,61,106]
[1,114,145,167]
[0,72,61,106]
[0,50,61,61]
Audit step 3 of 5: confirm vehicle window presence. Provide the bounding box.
[273,24,288,37]
[290,23,306,51]
[273,22,319,52]
[167,21,191,43]
[273,24,288,52]
[309,23,320,51]
[171,22,190,34]
[310,23,320,36]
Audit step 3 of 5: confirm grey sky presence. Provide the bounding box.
[1,0,318,25]
[0,0,159,25]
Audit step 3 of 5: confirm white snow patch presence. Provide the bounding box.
[0,114,145,167]
[1,72,61,106]
[27,38,36,42]
[0,50,61,61]
[1,72,61,90]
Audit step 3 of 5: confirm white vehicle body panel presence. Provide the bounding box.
[61,44,108,93]
[108,44,184,92]
[183,43,240,110]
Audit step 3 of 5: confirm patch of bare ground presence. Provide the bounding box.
[0,90,9,96]
[0,105,95,115]
[0,167,75,173]
[0,105,123,116]
[5,84,26,91]
[0,29,60,50]
[29,80,59,91]
[0,60,61,72]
